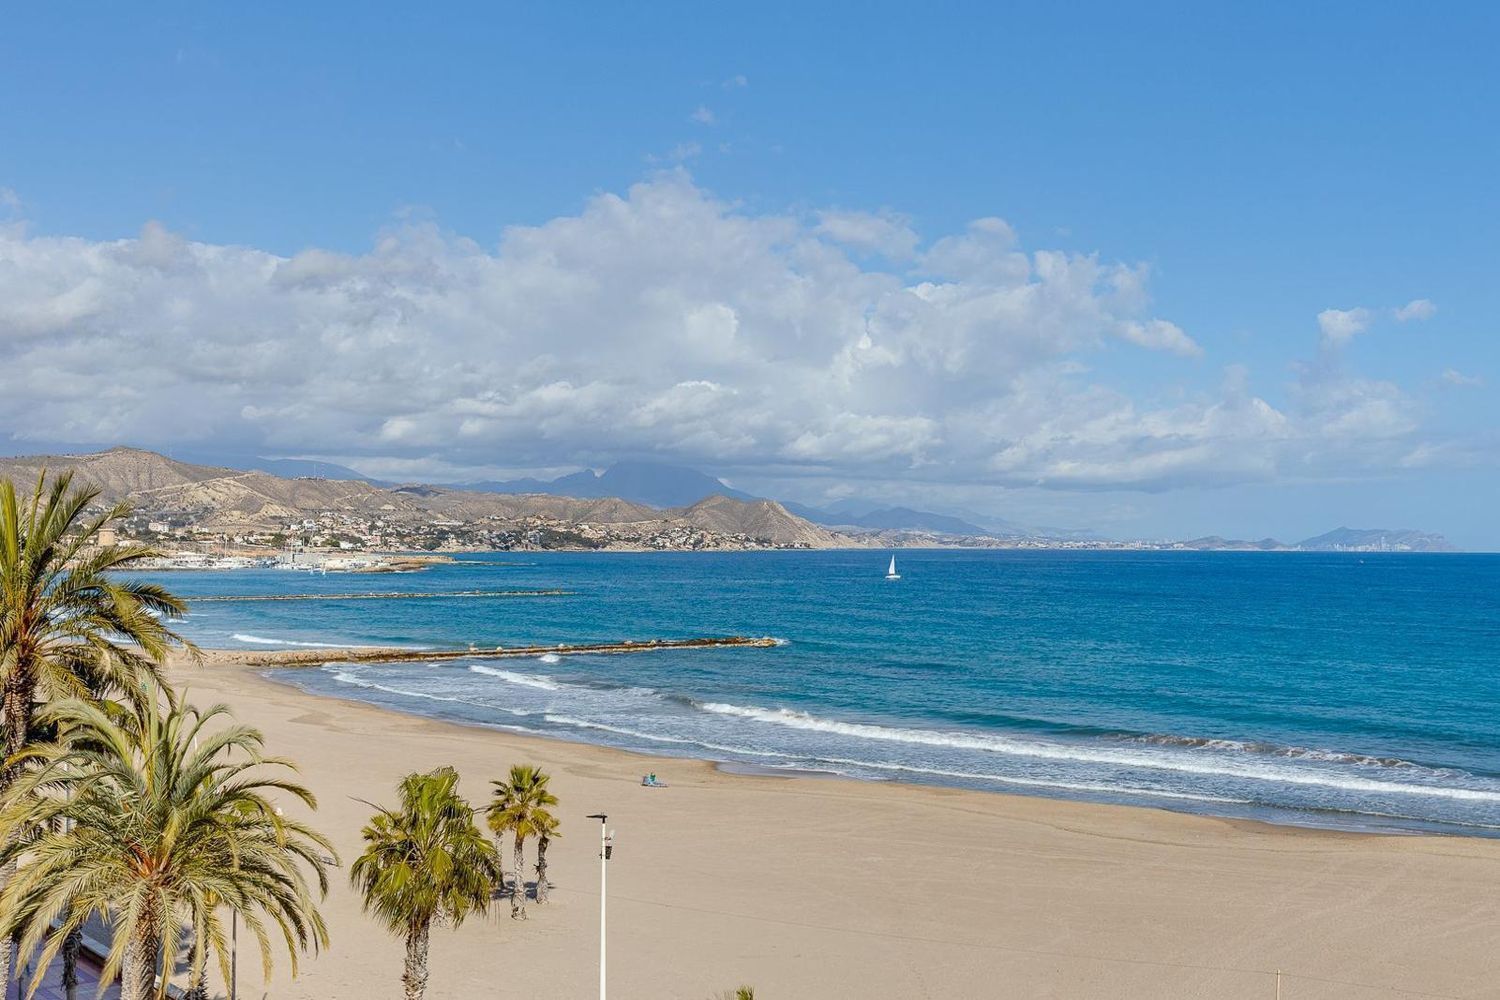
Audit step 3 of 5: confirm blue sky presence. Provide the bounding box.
[1,3,1496,546]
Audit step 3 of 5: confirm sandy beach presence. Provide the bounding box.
[171,652,1500,1000]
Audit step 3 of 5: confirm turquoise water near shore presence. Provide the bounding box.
[143,550,1500,835]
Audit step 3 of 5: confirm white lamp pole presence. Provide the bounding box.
[229,912,237,1000]
[586,814,612,1000]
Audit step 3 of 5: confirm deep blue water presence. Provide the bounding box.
[142,550,1500,835]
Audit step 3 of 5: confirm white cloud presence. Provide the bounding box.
[1317,298,1440,350]
[690,106,716,125]
[723,74,748,88]
[1441,368,1483,388]
[650,141,701,163]
[1317,307,1373,347]
[921,217,1020,280]
[1293,373,1416,441]
[1116,319,1202,357]
[813,210,919,259]
[1395,298,1437,322]
[0,174,1432,493]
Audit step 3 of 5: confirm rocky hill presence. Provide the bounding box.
[674,495,835,548]
[0,449,846,549]
[1295,527,1456,553]
[1173,529,1456,552]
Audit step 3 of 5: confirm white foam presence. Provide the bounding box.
[523,710,1248,805]
[327,669,527,714]
[468,665,560,691]
[537,653,562,664]
[810,756,1254,805]
[233,633,382,649]
[542,715,788,759]
[696,702,1500,803]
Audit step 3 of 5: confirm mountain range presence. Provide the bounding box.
[0,449,839,547]
[1173,527,1456,552]
[1294,527,1456,552]
[780,501,995,536]
[460,461,757,507]
[25,446,1052,539]
[0,448,1458,551]
[460,461,1025,536]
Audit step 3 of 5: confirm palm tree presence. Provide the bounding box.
[59,922,80,1000]
[0,687,331,1000]
[533,811,560,904]
[351,767,501,1000]
[181,915,215,1000]
[486,765,558,918]
[0,471,196,989]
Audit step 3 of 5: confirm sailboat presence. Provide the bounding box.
[885,554,901,580]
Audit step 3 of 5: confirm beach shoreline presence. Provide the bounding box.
[168,648,1500,999]
[252,652,1462,841]
[239,644,1500,842]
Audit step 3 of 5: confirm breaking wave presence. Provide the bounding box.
[1124,733,1445,771]
[328,669,530,715]
[468,665,561,690]
[694,702,1500,803]
[232,633,377,649]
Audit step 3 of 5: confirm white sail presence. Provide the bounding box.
[886,554,900,579]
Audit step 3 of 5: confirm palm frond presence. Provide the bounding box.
[0,685,332,999]
[351,766,501,937]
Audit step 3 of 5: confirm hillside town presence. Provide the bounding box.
[118,506,820,568]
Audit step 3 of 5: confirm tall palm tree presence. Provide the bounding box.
[0,471,196,989]
[486,764,558,918]
[181,916,215,1000]
[58,921,80,1000]
[351,767,501,1000]
[0,689,332,1000]
[533,811,560,904]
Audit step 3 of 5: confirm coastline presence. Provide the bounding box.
[246,653,1488,839]
[170,649,1500,999]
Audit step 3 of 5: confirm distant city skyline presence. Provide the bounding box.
[1,4,1495,547]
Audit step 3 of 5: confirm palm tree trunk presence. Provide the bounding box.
[183,941,208,1000]
[403,922,430,1000]
[534,833,550,904]
[495,841,505,902]
[119,928,160,1000]
[0,920,11,1000]
[511,836,527,918]
[61,923,81,1000]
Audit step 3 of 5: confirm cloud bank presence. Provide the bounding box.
[0,173,1445,493]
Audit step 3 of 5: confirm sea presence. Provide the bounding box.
[140,550,1500,836]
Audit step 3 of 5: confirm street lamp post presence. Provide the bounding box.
[229,912,237,1000]
[586,814,613,1000]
